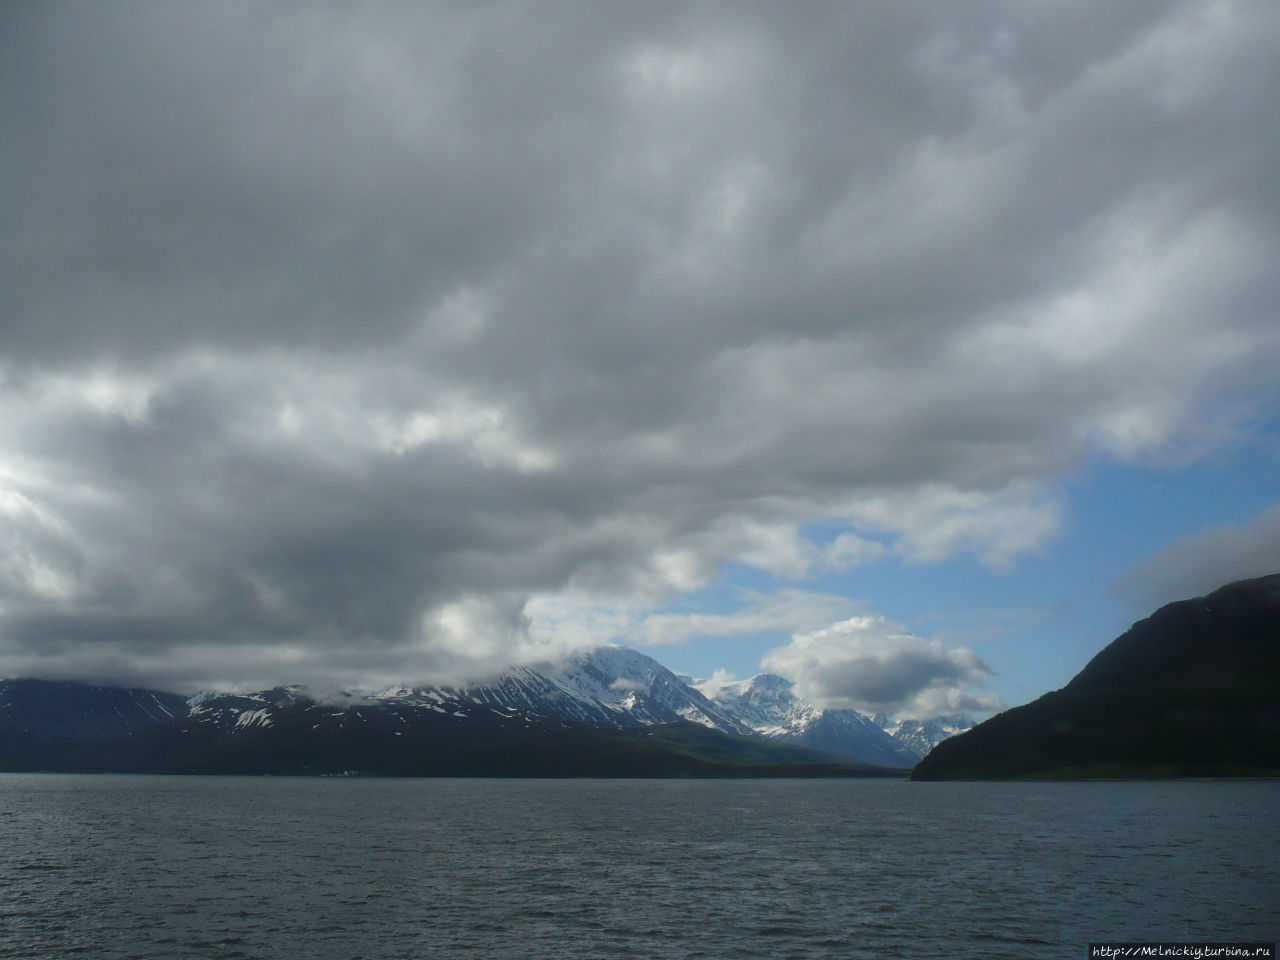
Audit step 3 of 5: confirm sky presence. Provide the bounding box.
[1,1,1278,717]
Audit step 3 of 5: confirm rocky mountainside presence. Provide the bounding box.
[876,714,976,760]
[366,645,751,735]
[912,573,1280,780]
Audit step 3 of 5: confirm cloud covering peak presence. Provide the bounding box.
[762,616,999,717]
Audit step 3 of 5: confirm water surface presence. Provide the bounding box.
[0,776,1274,959]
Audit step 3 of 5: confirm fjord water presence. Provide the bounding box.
[0,777,1274,959]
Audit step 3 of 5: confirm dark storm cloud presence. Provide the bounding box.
[2,2,583,360]
[1,1,1277,689]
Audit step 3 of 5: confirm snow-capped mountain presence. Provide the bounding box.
[874,713,976,759]
[185,685,312,732]
[702,674,920,767]
[0,646,969,774]
[705,673,812,736]
[367,645,751,735]
[122,648,965,767]
[172,646,751,740]
[0,653,883,776]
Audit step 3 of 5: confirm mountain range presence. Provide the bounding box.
[6,574,1275,779]
[0,646,968,777]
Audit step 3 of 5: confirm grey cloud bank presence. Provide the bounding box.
[1,2,1277,700]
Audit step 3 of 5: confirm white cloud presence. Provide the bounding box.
[821,533,890,572]
[693,667,738,701]
[849,484,1062,573]
[761,615,999,718]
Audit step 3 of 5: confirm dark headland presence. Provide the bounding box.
[911,573,1280,780]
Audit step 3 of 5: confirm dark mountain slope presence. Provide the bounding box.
[138,712,898,778]
[912,574,1280,780]
[0,679,189,771]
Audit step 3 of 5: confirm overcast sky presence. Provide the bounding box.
[2,1,1277,714]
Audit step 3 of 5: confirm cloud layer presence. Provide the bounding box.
[2,2,1277,690]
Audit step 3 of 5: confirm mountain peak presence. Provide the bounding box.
[739,673,796,692]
